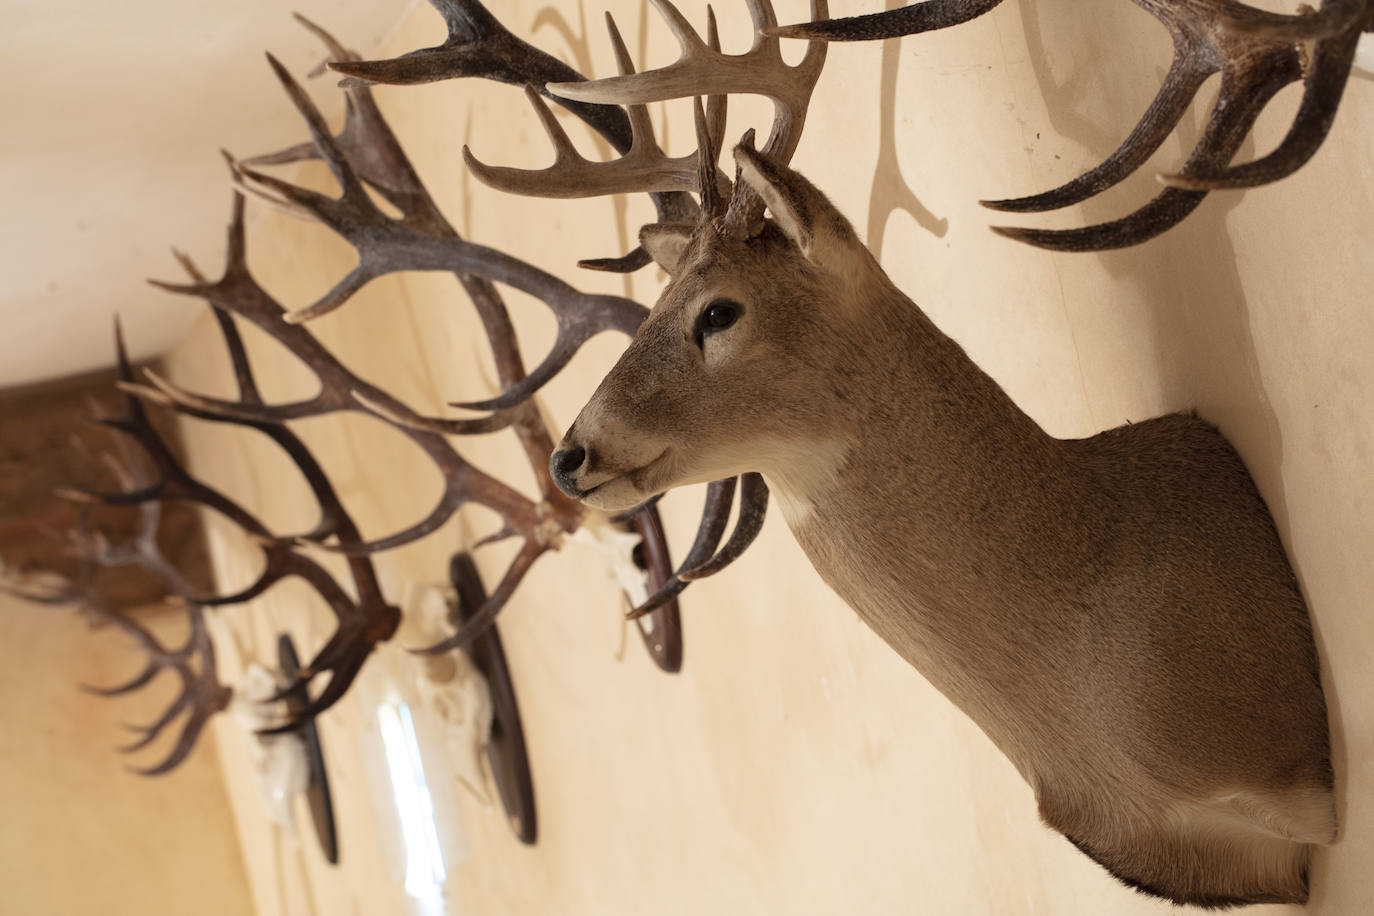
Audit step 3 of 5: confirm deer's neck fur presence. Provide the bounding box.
[761,271,1110,775]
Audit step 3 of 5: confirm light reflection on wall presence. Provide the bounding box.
[378,699,449,914]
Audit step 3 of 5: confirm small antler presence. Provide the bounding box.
[769,0,1006,41]
[2,505,233,775]
[626,474,769,620]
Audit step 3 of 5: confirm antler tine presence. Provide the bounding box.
[243,17,446,226]
[550,0,828,167]
[992,48,1301,252]
[769,0,1006,41]
[678,473,769,581]
[627,477,738,620]
[696,96,725,220]
[262,53,371,204]
[1161,18,1366,190]
[463,11,729,200]
[412,540,547,654]
[981,50,1212,214]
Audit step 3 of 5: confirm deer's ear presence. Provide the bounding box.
[733,145,853,266]
[640,223,695,275]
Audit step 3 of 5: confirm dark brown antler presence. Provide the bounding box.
[69,317,403,729]
[770,0,1005,40]
[626,474,770,620]
[224,53,648,416]
[772,0,1373,251]
[986,0,1372,251]
[94,598,231,776]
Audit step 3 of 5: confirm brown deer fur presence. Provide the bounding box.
[550,147,1335,907]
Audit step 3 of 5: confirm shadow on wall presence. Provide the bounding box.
[1012,0,1286,529]
[867,0,948,254]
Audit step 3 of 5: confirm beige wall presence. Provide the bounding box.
[0,594,253,916]
[151,1,1373,913]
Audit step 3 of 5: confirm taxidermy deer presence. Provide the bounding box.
[546,141,1335,908]
[453,0,1333,904]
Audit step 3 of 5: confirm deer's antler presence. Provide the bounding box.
[325,0,700,271]
[225,54,648,416]
[626,474,769,620]
[549,0,827,166]
[223,33,690,668]
[770,0,1006,40]
[986,0,1372,251]
[463,12,728,200]
[772,0,1374,250]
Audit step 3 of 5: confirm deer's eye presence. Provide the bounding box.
[694,299,743,349]
[704,300,741,330]
[696,299,742,347]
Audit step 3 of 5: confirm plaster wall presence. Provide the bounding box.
[152,1,1373,913]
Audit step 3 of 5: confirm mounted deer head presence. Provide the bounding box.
[548,140,1336,907]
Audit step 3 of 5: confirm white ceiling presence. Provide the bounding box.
[1,1,414,389]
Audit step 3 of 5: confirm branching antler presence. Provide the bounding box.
[772,0,1374,250]
[218,25,695,667]
[1,508,232,775]
[463,13,728,199]
[224,53,648,418]
[64,316,403,730]
[548,0,828,169]
[325,0,701,271]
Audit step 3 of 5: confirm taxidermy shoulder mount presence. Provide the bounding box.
[548,134,1335,909]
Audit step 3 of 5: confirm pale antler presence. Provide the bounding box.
[326,0,701,271]
[225,31,690,669]
[772,0,1374,251]
[463,12,728,200]
[537,0,827,236]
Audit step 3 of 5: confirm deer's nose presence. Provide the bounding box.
[549,445,589,497]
